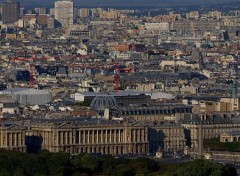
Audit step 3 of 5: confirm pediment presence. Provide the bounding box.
[3,124,25,130]
[57,123,74,129]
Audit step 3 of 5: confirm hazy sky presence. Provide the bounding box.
[19,0,239,7]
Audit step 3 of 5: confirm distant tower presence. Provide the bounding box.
[54,0,74,28]
[2,0,20,24]
[148,10,151,17]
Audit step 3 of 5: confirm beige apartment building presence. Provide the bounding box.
[191,97,240,113]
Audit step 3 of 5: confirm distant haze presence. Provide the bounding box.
[19,0,239,7]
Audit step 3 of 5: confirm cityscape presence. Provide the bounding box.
[0,0,240,175]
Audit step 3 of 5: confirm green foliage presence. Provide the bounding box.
[204,138,240,151]
[162,160,237,176]
[0,150,237,176]
[75,100,92,107]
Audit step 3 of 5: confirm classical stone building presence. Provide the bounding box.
[148,122,186,153]
[110,105,192,122]
[26,118,149,155]
[180,113,240,150]
[220,131,240,142]
[0,122,26,152]
[0,118,188,155]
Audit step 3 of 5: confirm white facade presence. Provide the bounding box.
[0,88,52,106]
[54,0,73,27]
[74,93,85,102]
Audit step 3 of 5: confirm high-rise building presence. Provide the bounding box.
[54,0,73,27]
[49,8,55,16]
[47,17,56,29]
[78,8,90,18]
[90,8,103,17]
[20,7,25,18]
[2,0,20,24]
[34,7,47,14]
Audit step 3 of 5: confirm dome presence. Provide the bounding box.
[90,95,118,115]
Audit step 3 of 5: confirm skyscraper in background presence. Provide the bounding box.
[2,0,20,24]
[54,0,73,27]
[78,8,90,18]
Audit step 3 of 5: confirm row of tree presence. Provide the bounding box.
[0,149,237,176]
[204,137,240,151]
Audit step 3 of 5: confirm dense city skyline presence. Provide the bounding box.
[0,0,240,175]
[18,0,239,7]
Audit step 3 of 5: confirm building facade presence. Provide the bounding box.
[54,0,73,27]
[2,0,20,24]
[110,105,192,122]
[0,122,26,152]
[25,119,149,155]
[181,113,240,150]
[148,123,186,153]
[0,118,188,155]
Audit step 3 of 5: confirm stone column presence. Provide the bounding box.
[61,132,64,144]
[58,132,61,145]
[92,130,95,144]
[8,133,12,146]
[65,131,67,145]
[70,131,72,145]
[87,130,90,144]
[9,133,12,147]
[114,130,117,143]
[12,133,15,147]
[47,131,49,146]
[101,130,103,143]
[142,129,144,142]
[134,130,136,143]
[105,130,107,143]
[60,131,65,144]
[138,129,140,142]
[119,130,121,143]
[78,130,82,144]
[115,130,117,143]
[44,132,47,145]
[97,130,99,143]
[67,131,69,145]
[110,130,112,143]
[20,133,22,146]
[16,132,18,146]
[18,133,20,146]
[83,131,86,144]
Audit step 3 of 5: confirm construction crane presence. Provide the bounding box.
[110,62,133,90]
[12,56,47,88]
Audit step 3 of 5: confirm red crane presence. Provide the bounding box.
[12,56,42,88]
